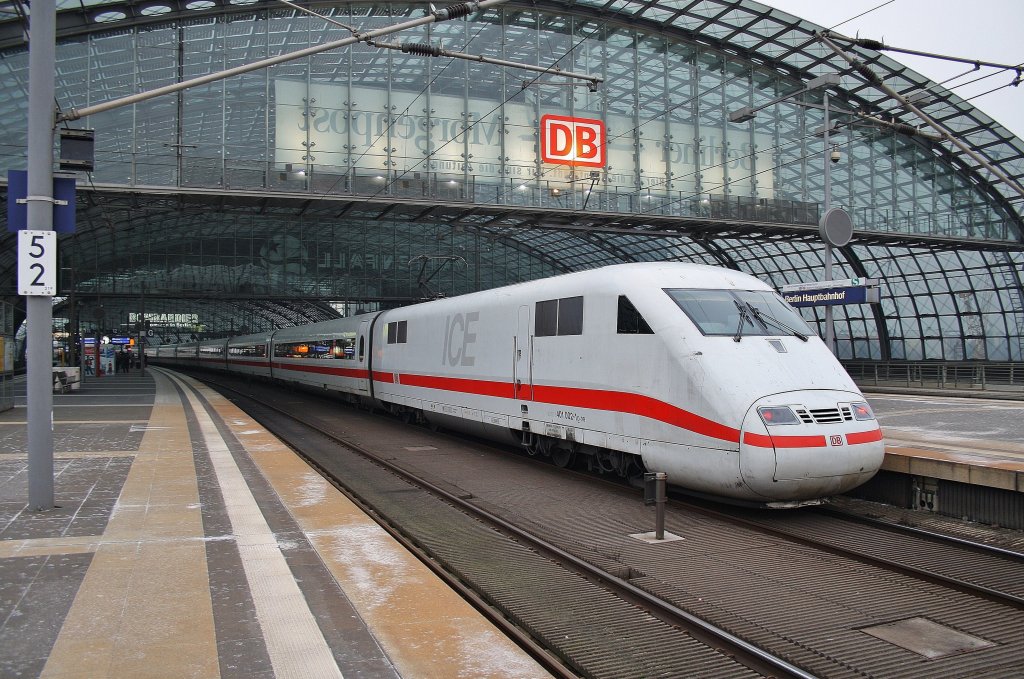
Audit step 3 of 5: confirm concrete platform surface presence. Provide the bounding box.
[0,370,550,679]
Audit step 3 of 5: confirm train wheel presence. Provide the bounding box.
[551,446,574,469]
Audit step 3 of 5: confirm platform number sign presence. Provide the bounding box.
[18,230,57,296]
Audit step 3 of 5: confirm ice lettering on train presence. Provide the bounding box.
[443,312,479,366]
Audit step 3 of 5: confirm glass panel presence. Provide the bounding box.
[557,295,584,335]
[536,299,557,337]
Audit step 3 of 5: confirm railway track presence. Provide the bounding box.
[196,371,811,679]
[188,371,1024,679]
[673,500,1024,611]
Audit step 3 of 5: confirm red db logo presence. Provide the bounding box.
[829,435,844,447]
[540,114,606,168]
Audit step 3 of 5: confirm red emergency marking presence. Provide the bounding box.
[540,114,606,168]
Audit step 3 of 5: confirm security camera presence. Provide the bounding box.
[830,148,841,164]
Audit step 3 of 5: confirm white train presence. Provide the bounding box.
[151,262,884,507]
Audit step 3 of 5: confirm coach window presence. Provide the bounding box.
[536,297,584,336]
[386,320,408,344]
[230,344,266,357]
[358,336,365,361]
[275,341,325,358]
[558,296,583,335]
[536,299,558,337]
[617,296,654,334]
[334,333,356,359]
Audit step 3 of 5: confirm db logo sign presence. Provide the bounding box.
[540,114,605,168]
[829,435,844,447]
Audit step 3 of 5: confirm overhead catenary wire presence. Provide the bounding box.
[816,31,1024,201]
[56,0,511,122]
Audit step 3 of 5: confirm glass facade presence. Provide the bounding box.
[0,0,1022,360]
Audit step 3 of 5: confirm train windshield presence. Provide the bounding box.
[666,288,814,339]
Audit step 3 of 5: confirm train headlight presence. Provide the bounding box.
[851,401,875,421]
[757,406,800,426]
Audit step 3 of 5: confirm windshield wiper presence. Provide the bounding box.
[733,300,752,342]
[746,303,809,342]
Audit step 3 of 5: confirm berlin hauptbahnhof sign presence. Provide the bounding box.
[781,278,880,308]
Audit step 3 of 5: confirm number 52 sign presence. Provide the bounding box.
[18,230,57,296]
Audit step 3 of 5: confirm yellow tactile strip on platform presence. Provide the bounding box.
[199,383,551,679]
[40,371,219,679]
[173,373,344,679]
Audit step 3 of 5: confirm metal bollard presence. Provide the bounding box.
[643,472,668,540]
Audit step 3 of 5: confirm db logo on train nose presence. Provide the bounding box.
[540,114,606,168]
[829,435,844,446]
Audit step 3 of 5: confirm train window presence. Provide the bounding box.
[386,320,408,344]
[228,344,267,358]
[358,336,365,361]
[536,297,583,336]
[536,300,558,337]
[334,333,356,359]
[558,296,583,335]
[666,288,814,338]
[617,296,654,334]
[274,340,335,358]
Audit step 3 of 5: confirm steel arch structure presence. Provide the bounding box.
[0,0,1022,361]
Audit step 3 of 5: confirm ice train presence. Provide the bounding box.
[151,262,884,507]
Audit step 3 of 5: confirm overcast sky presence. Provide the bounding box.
[756,0,1024,142]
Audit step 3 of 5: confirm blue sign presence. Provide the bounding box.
[7,170,76,233]
[783,286,869,308]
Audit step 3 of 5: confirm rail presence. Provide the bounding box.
[842,360,1024,395]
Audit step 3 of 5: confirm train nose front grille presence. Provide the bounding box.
[794,406,852,424]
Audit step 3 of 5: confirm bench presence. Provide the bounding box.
[52,370,79,394]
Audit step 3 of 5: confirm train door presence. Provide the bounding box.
[357,319,370,393]
[514,305,532,400]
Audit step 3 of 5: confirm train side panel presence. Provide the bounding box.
[373,292,520,440]
[225,332,273,379]
[269,315,379,400]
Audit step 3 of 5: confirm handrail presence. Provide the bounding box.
[842,360,1024,395]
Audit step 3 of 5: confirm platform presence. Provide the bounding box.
[2,372,1022,677]
[865,390,1024,521]
[0,370,550,679]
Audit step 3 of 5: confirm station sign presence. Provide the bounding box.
[17,230,57,296]
[781,278,880,308]
[540,114,606,168]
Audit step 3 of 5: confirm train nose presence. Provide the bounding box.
[739,392,885,499]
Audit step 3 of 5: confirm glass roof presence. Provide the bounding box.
[1,0,1020,219]
[1,0,1022,361]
